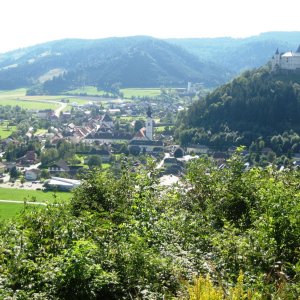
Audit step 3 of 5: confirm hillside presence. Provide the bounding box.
[0,36,229,92]
[169,31,300,74]
[1,32,300,93]
[177,67,300,152]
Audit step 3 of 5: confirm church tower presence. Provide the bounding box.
[272,48,281,72]
[145,106,153,141]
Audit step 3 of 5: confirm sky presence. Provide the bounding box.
[1,0,300,53]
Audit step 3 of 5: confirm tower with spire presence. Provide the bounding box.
[145,106,153,141]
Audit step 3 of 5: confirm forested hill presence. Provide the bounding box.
[177,67,300,151]
[0,36,229,92]
[169,31,300,74]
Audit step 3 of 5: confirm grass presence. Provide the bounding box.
[0,202,24,220]
[0,121,17,139]
[0,89,63,110]
[0,187,73,219]
[121,88,161,98]
[0,88,26,97]
[155,126,166,133]
[0,187,72,203]
[65,86,113,97]
[102,163,111,170]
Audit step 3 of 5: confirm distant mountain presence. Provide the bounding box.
[0,36,229,93]
[1,32,300,94]
[169,31,300,74]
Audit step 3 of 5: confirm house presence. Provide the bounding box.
[128,139,164,154]
[18,151,38,165]
[25,169,41,181]
[49,160,70,173]
[37,109,55,120]
[85,132,132,144]
[186,145,209,154]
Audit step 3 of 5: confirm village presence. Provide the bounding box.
[0,85,228,192]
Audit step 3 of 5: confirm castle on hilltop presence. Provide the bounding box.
[271,46,300,72]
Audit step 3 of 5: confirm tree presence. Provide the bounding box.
[9,166,19,179]
[87,155,102,169]
[174,147,184,158]
[134,119,145,133]
[20,176,25,185]
[129,146,141,156]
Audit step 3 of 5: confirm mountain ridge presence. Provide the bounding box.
[0,32,300,92]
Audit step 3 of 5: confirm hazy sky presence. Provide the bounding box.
[1,0,300,53]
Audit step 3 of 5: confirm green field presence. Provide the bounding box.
[65,86,112,97]
[0,188,72,203]
[0,188,73,219]
[121,88,161,98]
[0,121,17,139]
[0,88,27,97]
[0,99,59,110]
[0,202,24,219]
[0,89,66,110]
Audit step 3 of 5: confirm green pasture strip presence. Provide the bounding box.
[0,88,27,97]
[0,121,17,139]
[121,88,161,98]
[0,188,72,203]
[0,202,24,219]
[0,99,59,110]
[65,86,112,96]
[0,202,46,220]
[22,95,64,101]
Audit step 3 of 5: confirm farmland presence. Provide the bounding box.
[64,86,112,97]
[121,88,161,98]
[0,89,60,110]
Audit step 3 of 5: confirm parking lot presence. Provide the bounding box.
[0,180,44,190]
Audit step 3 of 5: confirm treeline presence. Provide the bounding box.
[0,152,299,298]
[176,68,300,153]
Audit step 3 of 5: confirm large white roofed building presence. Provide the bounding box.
[271,46,300,72]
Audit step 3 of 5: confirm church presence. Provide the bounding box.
[271,46,300,72]
[128,106,164,154]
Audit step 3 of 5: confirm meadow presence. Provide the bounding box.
[121,88,161,98]
[0,188,72,219]
[64,86,112,96]
[0,89,61,110]
[0,202,24,220]
[0,187,72,202]
[0,121,17,139]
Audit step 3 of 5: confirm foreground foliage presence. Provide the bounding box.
[0,153,299,299]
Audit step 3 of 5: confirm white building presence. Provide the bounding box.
[145,106,153,141]
[271,46,300,72]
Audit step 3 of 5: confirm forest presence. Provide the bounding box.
[176,68,300,155]
[0,150,299,299]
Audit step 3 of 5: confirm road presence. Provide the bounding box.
[156,152,170,169]
[0,199,47,206]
